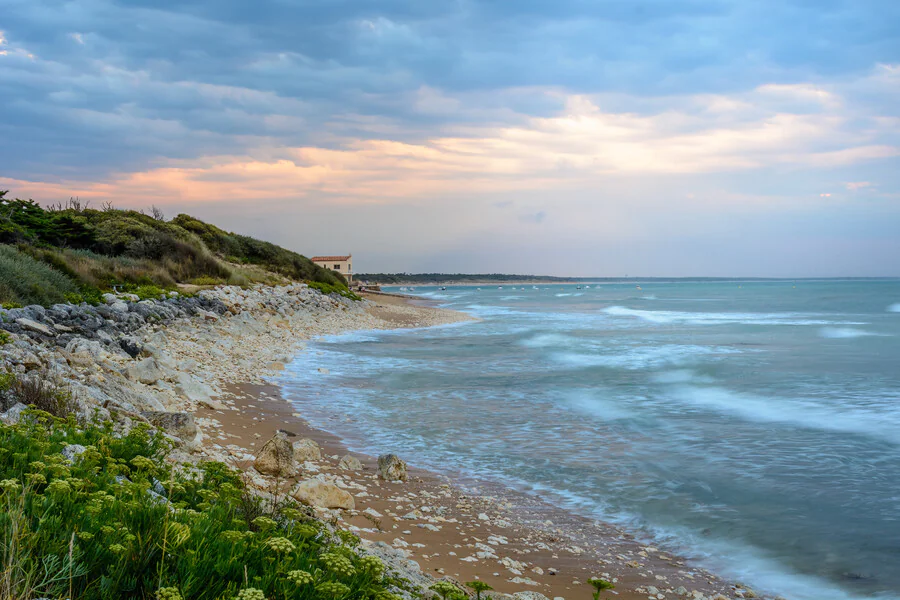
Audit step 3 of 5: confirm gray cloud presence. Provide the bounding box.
[2,0,899,179]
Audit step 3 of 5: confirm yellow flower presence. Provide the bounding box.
[286,569,314,585]
[265,536,296,553]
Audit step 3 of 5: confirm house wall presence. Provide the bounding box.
[312,259,352,280]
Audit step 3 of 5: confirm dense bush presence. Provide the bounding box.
[305,281,361,302]
[0,410,405,600]
[171,215,346,287]
[0,191,347,305]
[0,244,81,306]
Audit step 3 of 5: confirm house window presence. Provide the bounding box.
[334,264,341,270]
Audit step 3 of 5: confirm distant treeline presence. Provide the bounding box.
[356,273,578,284]
[356,273,894,285]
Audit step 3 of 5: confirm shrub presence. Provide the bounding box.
[0,330,10,345]
[11,373,78,418]
[0,244,81,306]
[306,281,361,301]
[0,413,406,600]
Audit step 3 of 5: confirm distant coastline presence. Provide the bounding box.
[356,273,900,286]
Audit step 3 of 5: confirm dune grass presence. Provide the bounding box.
[0,191,348,306]
[0,245,81,306]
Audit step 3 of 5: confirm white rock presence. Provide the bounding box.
[15,318,54,336]
[291,479,355,510]
[293,438,322,462]
[126,358,163,385]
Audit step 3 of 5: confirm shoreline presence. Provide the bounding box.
[175,292,747,600]
[0,283,757,600]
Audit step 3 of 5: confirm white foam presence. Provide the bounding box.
[564,390,634,421]
[604,306,866,326]
[652,369,715,384]
[888,303,900,313]
[520,333,577,349]
[552,345,740,370]
[818,327,885,339]
[668,385,900,444]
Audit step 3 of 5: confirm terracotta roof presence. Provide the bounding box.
[310,255,351,262]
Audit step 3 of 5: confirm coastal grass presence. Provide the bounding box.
[0,408,405,600]
[0,245,82,307]
[306,281,362,302]
[0,191,349,306]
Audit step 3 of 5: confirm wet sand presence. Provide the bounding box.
[197,377,741,600]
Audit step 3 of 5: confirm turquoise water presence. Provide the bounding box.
[280,280,900,599]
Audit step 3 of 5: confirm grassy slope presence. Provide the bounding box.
[0,192,346,306]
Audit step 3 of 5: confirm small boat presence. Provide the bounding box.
[636,285,642,290]
[440,286,447,291]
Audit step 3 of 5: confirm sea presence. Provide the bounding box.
[278,280,900,600]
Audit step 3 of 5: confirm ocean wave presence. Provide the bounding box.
[888,303,900,313]
[818,327,886,339]
[551,345,740,370]
[604,306,866,326]
[520,333,577,348]
[667,385,900,444]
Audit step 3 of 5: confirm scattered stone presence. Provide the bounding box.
[61,444,87,463]
[142,411,202,450]
[253,431,297,477]
[377,453,408,482]
[291,479,355,510]
[293,438,322,462]
[15,318,54,336]
[339,454,363,471]
[126,358,164,385]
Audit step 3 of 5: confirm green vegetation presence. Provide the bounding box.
[305,281,361,302]
[0,244,81,306]
[0,191,347,306]
[0,406,406,600]
[587,577,615,600]
[464,580,493,600]
[430,581,465,600]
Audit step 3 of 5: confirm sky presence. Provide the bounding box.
[1,0,899,277]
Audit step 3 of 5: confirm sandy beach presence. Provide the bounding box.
[152,287,746,600]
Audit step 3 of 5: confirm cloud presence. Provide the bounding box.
[845,181,873,190]
[519,211,548,224]
[1,0,899,275]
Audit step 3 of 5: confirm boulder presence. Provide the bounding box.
[291,479,355,510]
[377,453,408,482]
[141,411,201,449]
[126,358,163,385]
[61,444,87,463]
[293,438,322,462]
[174,372,223,409]
[109,302,129,314]
[254,431,297,477]
[339,454,363,471]
[119,336,143,358]
[512,593,550,600]
[0,403,29,425]
[15,318,54,337]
